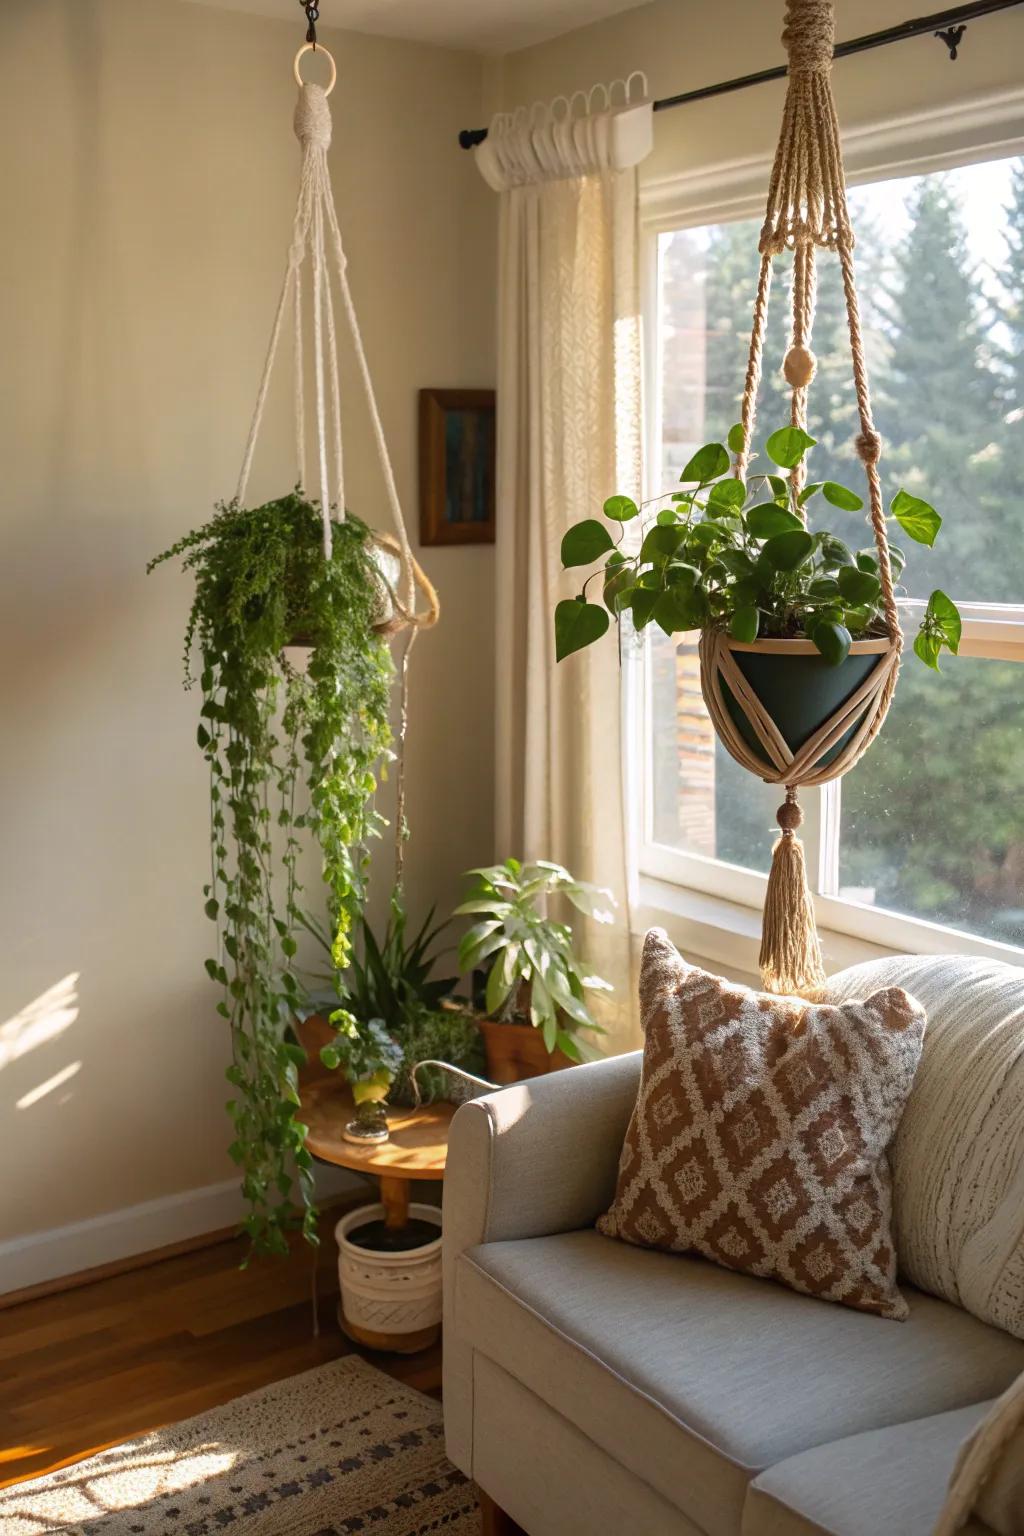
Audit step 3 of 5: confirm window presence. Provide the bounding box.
[639,154,1024,955]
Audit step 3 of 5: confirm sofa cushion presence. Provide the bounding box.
[742,1403,994,1536]
[455,1230,1024,1536]
[825,953,1024,1338]
[598,931,925,1319]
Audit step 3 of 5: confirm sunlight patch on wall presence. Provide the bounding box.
[16,1060,82,1110]
[0,974,80,1070]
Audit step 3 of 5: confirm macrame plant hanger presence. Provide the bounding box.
[698,0,903,995]
[236,39,439,890]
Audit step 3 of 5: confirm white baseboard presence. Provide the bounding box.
[0,1164,364,1297]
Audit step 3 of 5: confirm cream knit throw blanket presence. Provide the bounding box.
[826,953,1024,1532]
[824,952,1024,1337]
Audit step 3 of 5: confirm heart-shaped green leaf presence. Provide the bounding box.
[766,474,789,502]
[707,477,746,513]
[820,535,855,567]
[810,620,852,668]
[653,586,706,636]
[640,524,688,561]
[765,426,816,469]
[762,528,814,570]
[603,494,639,522]
[891,489,941,546]
[688,520,728,548]
[823,481,864,511]
[727,422,746,454]
[729,605,760,644]
[555,598,609,661]
[561,519,615,568]
[630,588,659,629]
[681,442,730,483]
[746,503,803,540]
[926,589,962,654]
[602,566,635,614]
[719,549,755,577]
[914,630,942,670]
[855,550,879,573]
[837,565,882,605]
[666,561,701,588]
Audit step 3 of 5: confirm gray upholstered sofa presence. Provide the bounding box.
[442,952,1024,1536]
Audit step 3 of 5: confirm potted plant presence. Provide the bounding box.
[554,426,962,763]
[320,1015,404,1145]
[299,899,486,1116]
[455,859,613,1084]
[150,492,394,1254]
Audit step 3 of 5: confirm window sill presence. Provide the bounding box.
[633,873,1024,985]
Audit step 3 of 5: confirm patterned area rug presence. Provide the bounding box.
[0,1357,477,1535]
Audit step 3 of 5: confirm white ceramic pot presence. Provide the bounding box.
[336,1202,443,1344]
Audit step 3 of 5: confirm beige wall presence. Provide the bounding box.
[498,0,1024,179]
[0,0,495,1248]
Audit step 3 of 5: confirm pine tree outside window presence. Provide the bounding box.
[633,145,1024,967]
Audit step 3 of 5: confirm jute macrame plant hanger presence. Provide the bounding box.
[238,43,439,888]
[699,0,902,995]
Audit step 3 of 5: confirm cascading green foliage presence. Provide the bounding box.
[149,492,393,1256]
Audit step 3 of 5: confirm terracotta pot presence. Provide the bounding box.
[716,635,892,774]
[478,1017,573,1086]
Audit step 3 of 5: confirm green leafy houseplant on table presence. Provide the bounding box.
[456,858,614,1064]
[554,426,962,670]
[149,492,393,1256]
[301,899,485,1108]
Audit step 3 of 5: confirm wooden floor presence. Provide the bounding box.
[0,1216,442,1491]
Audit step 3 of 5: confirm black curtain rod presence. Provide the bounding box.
[457,0,1024,149]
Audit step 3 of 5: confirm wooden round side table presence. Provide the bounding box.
[300,1075,456,1352]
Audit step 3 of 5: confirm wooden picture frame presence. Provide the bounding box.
[418,388,496,546]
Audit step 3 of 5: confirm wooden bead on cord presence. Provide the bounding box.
[783,345,816,387]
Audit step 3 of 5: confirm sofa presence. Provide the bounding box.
[442,952,1024,1536]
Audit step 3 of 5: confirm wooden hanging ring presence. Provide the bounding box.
[293,42,337,96]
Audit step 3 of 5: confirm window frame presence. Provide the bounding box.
[627,90,1024,974]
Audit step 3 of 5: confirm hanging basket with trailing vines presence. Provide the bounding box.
[150,44,438,1257]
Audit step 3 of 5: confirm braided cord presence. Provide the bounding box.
[731,0,902,651]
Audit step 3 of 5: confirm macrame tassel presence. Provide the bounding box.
[759,788,825,996]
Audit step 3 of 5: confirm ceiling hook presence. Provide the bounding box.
[934,23,967,59]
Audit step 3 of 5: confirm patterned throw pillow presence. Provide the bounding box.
[598,930,926,1319]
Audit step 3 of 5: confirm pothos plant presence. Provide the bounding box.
[149,492,393,1257]
[455,859,613,1061]
[554,425,962,670]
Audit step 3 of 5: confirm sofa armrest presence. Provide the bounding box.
[443,1050,640,1255]
[441,1051,641,1475]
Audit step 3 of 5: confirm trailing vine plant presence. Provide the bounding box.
[149,492,393,1256]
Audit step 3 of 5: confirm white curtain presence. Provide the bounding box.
[476,87,653,1053]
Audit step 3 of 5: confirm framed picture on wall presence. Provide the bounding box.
[418,388,496,546]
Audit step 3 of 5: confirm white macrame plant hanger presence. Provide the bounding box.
[236,43,439,885]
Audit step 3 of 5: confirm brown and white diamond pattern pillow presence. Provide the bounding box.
[598,930,926,1319]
